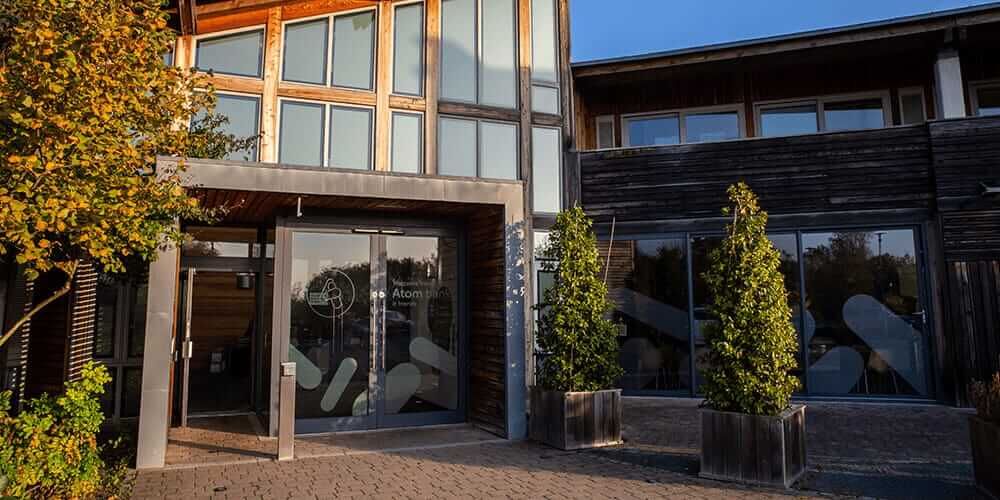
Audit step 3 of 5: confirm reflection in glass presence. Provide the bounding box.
[760,104,818,137]
[626,115,680,146]
[479,121,518,180]
[480,0,517,108]
[127,277,148,358]
[685,112,740,143]
[329,106,373,170]
[441,0,476,102]
[385,236,459,414]
[393,3,425,96]
[802,230,927,396]
[93,279,117,358]
[391,112,423,174]
[290,232,372,420]
[530,0,558,83]
[279,100,325,167]
[438,117,477,177]
[331,11,375,90]
[182,226,257,258]
[976,86,1000,116]
[282,19,329,85]
[601,238,691,393]
[900,92,925,125]
[824,99,884,132]
[122,368,142,418]
[195,30,263,78]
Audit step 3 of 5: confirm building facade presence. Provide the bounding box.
[570,5,1000,406]
[1,0,999,472]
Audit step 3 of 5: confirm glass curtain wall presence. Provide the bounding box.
[600,227,931,399]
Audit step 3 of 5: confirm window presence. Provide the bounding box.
[898,87,926,125]
[278,101,325,166]
[596,115,616,149]
[329,106,374,169]
[277,98,374,170]
[971,82,1000,117]
[391,112,424,173]
[438,116,518,179]
[193,93,261,162]
[332,11,376,90]
[280,9,376,90]
[195,28,264,78]
[823,98,885,132]
[530,0,560,115]
[759,104,818,137]
[393,2,425,96]
[441,0,517,108]
[90,272,147,423]
[532,126,561,213]
[758,93,889,137]
[282,18,329,85]
[623,108,742,147]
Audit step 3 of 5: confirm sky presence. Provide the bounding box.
[570,0,999,63]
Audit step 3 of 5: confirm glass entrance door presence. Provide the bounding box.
[288,228,463,433]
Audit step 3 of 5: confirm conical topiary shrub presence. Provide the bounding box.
[701,182,800,416]
[535,205,623,392]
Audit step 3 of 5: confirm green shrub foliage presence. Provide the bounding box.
[535,206,623,392]
[0,362,125,499]
[701,183,800,416]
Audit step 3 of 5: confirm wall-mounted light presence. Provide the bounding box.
[982,182,1000,198]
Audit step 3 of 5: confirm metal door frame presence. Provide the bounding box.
[276,216,467,435]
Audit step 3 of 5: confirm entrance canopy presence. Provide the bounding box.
[136,157,528,469]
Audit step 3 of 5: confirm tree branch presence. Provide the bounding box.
[0,260,79,349]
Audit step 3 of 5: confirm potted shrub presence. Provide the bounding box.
[698,183,806,488]
[530,206,624,450]
[969,369,1000,499]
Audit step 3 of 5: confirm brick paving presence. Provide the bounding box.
[132,399,982,499]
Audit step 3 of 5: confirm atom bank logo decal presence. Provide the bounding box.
[306,269,356,319]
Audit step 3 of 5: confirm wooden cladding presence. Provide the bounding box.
[945,261,1000,404]
[931,116,1000,211]
[467,206,507,436]
[579,125,933,223]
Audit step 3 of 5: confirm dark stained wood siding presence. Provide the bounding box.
[580,125,933,224]
[945,261,1000,405]
[466,206,507,436]
[24,271,72,399]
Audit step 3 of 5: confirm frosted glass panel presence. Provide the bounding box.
[532,127,560,213]
[393,3,424,96]
[279,101,325,167]
[195,94,260,162]
[438,117,476,176]
[391,113,423,174]
[479,122,517,180]
[283,19,329,85]
[441,0,476,102]
[900,93,926,125]
[332,11,375,90]
[532,85,560,114]
[685,112,740,143]
[531,0,557,83]
[480,0,517,108]
[329,106,373,169]
[196,30,264,78]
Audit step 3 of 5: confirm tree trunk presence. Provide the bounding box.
[0,260,79,349]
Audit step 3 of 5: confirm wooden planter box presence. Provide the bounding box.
[700,405,807,488]
[970,415,1000,500]
[529,387,622,450]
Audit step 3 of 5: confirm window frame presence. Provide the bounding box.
[193,25,267,79]
[276,96,376,170]
[897,86,928,125]
[437,114,520,180]
[196,90,263,162]
[278,5,379,91]
[91,276,147,424]
[754,91,892,137]
[969,79,1000,117]
[595,115,616,149]
[621,104,745,147]
[389,110,425,174]
[531,125,563,215]
[529,0,559,115]
[391,0,427,97]
[439,0,520,108]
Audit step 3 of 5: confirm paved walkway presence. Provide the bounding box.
[132,399,982,499]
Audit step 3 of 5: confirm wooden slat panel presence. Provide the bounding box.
[945,261,1000,404]
[258,7,283,163]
